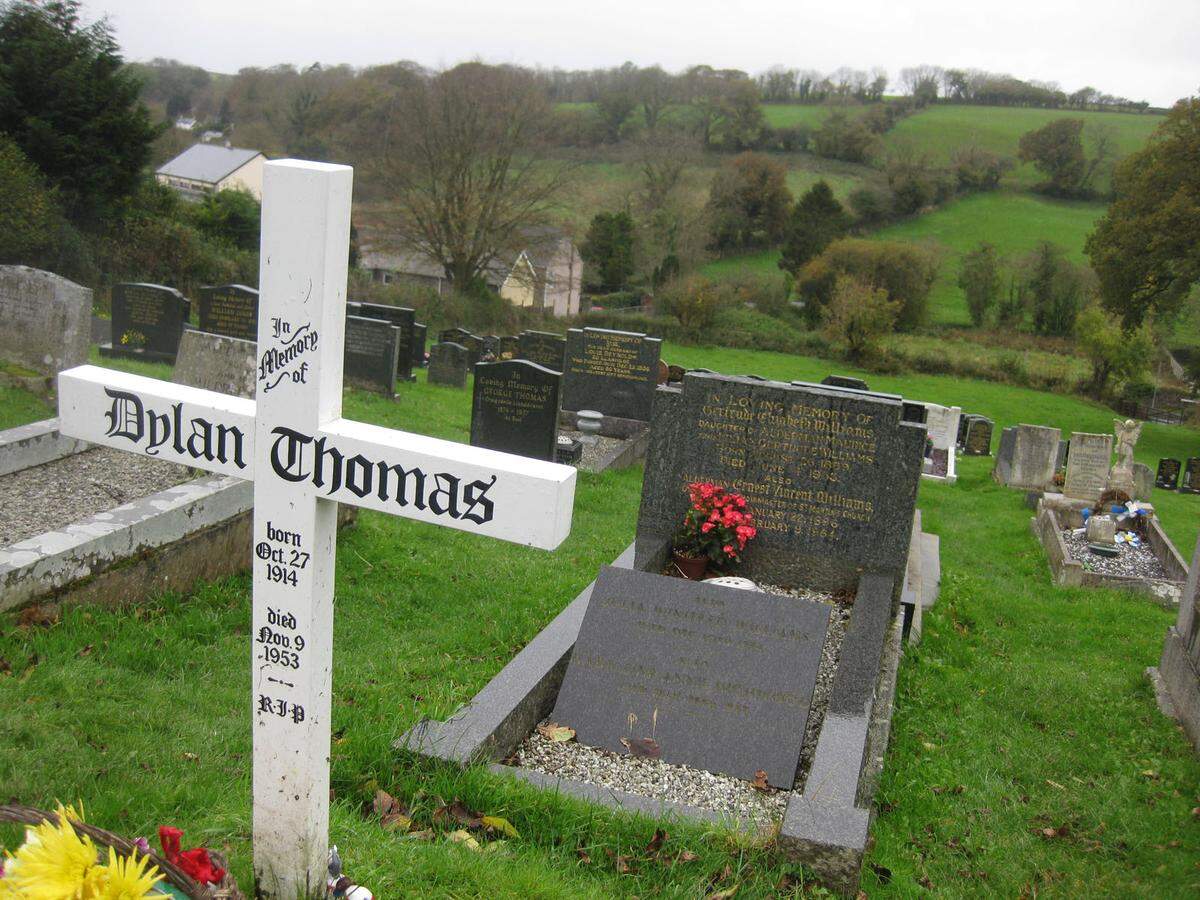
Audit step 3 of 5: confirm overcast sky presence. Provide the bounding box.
[86,0,1196,108]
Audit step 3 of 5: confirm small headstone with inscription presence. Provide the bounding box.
[482,334,501,358]
[517,330,567,372]
[343,315,400,396]
[963,416,993,456]
[173,330,257,398]
[0,265,91,375]
[428,342,469,388]
[921,403,961,482]
[562,327,662,422]
[439,327,483,365]
[993,424,1061,490]
[102,282,191,362]
[1062,431,1113,502]
[355,302,415,381]
[470,359,561,461]
[1181,458,1200,495]
[198,284,259,341]
[498,335,519,359]
[551,565,831,787]
[1133,462,1154,501]
[821,374,869,392]
[412,323,427,367]
[1156,458,1181,490]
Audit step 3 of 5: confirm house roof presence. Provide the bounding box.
[360,246,511,287]
[156,144,263,185]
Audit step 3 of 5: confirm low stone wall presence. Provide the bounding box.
[0,418,88,477]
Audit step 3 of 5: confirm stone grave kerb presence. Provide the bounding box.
[635,373,925,595]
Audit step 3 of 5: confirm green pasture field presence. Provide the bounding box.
[1,348,1197,897]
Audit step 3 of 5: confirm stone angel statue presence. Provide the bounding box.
[1106,418,1143,494]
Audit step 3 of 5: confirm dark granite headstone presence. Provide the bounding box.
[517,330,567,372]
[551,566,831,787]
[636,374,925,591]
[562,327,662,421]
[439,327,483,365]
[412,323,427,367]
[482,334,500,358]
[821,374,870,392]
[498,335,519,359]
[1182,458,1200,495]
[356,302,415,381]
[1156,458,1181,490]
[343,315,399,395]
[104,282,190,362]
[470,360,561,461]
[428,342,468,388]
[197,284,258,341]
[963,417,993,456]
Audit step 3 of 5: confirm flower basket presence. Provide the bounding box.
[671,482,757,577]
[0,804,244,899]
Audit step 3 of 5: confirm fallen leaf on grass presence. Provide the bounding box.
[645,828,667,858]
[707,885,739,899]
[1140,769,1159,780]
[17,604,58,629]
[0,657,10,675]
[620,736,661,759]
[77,644,93,658]
[536,722,576,742]
[575,845,592,864]
[404,829,434,841]
[605,849,636,874]
[182,752,198,762]
[675,849,699,864]
[1035,824,1071,840]
[1046,779,1065,790]
[480,815,519,838]
[432,799,481,829]
[447,829,481,851]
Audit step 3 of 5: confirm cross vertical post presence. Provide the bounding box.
[251,160,352,898]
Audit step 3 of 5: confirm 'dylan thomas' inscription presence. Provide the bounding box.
[688,391,879,542]
[104,388,247,469]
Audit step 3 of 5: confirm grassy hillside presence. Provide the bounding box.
[1,349,1196,897]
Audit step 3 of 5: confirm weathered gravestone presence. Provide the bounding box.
[1151,533,1200,754]
[102,283,191,362]
[963,416,994,456]
[355,301,415,381]
[57,160,577,898]
[1133,462,1154,501]
[428,341,468,388]
[821,374,869,392]
[0,266,91,375]
[1183,458,1200,495]
[470,359,561,461]
[1156,458,1181,490]
[173,330,257,398]
[992,424,1061,490]
[498,335,519,359]
[439,327,483,365]
[1062,431,1113,502]
[551,565,831,786]
[412,323,427,367]
[344,315,400,395]
[636,374,926,591]
[517,330,567,372]
[562,327,662,422]
[198,284,259,341]
[921,403,961,482]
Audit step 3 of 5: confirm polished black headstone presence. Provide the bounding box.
[428,341,469,388]
[470,359,561,461]
[1182,458,1200,495]
[197,284,258,341]
[343,315,399,395]
[356,302,415,381]
[562,327,662,421]
[439,327,483,365]
[412,323,427,367]
[517,330,567,372]
[963,416,994,456]
[1156,458,1181,490]
[105,283,190,362]
[551,566,830,787]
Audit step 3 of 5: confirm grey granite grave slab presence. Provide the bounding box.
[517,330,567,372]
[197,284,258,341]
[173,330,257,398]
[552,566,831,786]
[344,315,400,395]
[1063,431,1112,502]
[357,301,416,381]
[1149,534,1200,754]
[993,424,1061,490]
[0,265,91,375]
[470,359,561,461]
[428,342,468,388]
[562,327,662,421]
[636,374,925,592]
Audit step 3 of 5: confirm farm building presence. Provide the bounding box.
[361,229,583,317]
[155,144,266,201]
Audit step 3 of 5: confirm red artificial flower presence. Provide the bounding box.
[159,826,226,885]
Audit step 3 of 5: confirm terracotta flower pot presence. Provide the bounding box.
[672,552,708,580]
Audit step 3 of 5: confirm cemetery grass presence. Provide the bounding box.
[1,353,1198,896]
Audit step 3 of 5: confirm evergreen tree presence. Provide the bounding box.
[778,180,849,275]
[580,211,636,292]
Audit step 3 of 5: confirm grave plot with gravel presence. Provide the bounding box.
[1061,529,1171,581]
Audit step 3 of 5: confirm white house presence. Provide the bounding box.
[155,144,266,201]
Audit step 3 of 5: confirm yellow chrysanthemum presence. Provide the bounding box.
[3,805,98,899]
[93,847,163,900]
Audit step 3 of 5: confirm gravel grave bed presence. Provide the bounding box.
[513,582,849,824]
[1061,529,1171,580]
[0,448,193,547]
[561,429,624,471]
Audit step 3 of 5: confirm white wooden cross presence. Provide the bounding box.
[56,160,576,898]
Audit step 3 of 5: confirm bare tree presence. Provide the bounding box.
[382,63,572,288]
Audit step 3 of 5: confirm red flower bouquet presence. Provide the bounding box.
[672,482,757,576]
